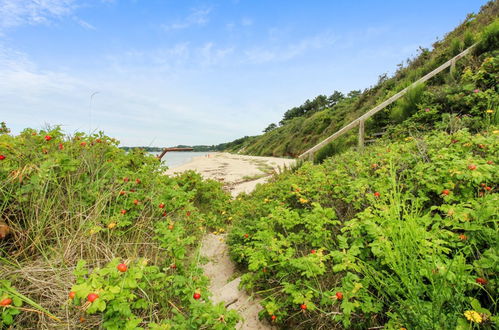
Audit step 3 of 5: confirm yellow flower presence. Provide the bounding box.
[493,130,499,134]
[464,310,482,323]
[485,109,494,114]
[299,198,309,204]
[107,222,117,229]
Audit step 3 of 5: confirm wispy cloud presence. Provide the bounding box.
[0,0,76,29]
[162,7,212,31]
[199,42,234,66]
[73,16,96,30]
[244,32,338,64]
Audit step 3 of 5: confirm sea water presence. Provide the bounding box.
[150,151,211,168]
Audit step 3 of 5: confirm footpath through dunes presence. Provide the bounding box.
[166,152,295,329]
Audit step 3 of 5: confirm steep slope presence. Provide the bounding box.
[225,1,498,160]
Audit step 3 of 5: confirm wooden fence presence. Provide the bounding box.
[298,44,476,159]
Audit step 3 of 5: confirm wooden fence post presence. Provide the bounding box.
[358,119,365,151]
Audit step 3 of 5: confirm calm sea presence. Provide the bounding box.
[150,151,211,168]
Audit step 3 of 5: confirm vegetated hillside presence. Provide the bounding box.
[224,3,499,328]
[0,125,239,328]
[225,1,498,159]
[228,126,498,328]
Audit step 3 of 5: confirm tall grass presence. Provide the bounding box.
[390,83,426,123]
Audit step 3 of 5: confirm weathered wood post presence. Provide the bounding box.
[358,119,365,151]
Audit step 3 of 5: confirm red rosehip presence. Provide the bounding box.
[193,292,201,300]
[162,212,167,217]
[168,224,174,230]
[120,209,127,215]
[0,155,5,160]
[58,143,64,150]
[459,234,467,241]
[300,304,307,310]
[487,160,494,165]
[336,292,343,300]
[123,177,129,182]
[441,189,450,196]
[186,211,191,217]
[468,164,477,170]
[0,298,12,306]
[476,277,487,285]
[244,234,249,238]
[135,179,141,184]
[271,315,277,321]
[87,293,99,303]
[159,203,165,209]
[117,263,127,272]
[485,186,492,191]
[170,264,177,269]
[44,135,52,141]
[373,192,380,197]
[119,191,126,196]
[80,142,87,147]
[133,199,139,205]
[69,291,76,299]
[310,249,316,254]
[96,139,102,143]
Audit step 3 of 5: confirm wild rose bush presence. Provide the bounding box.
[228,128,498,329]
[0,126,238,328]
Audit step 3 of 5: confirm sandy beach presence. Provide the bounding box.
[166,152,294,329]
[166,152,295,196]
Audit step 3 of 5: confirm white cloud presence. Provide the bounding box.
[244,33,338,64]
[0,0,76,29]
[199,42,234,66]
[162,7,212,31]
[0,43,257,146]
[73,16,95,30]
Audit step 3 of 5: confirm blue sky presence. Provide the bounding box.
[0,0,489,146]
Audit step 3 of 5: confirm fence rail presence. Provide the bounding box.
[298,44,476,159]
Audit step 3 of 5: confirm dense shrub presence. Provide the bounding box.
[228,129,498,328]
[0,126,238,328]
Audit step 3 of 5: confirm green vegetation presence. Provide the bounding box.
[223,3,498,328]
[1,2,498,330]
[0,127,239,328]
[224,1,499,159]
[228,128,498,328]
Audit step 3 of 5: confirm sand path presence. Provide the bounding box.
[166,152,295,329]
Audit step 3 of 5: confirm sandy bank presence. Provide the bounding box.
[165,152,295,197]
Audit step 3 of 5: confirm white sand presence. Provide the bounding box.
[166,152,295,197]
[166,152,294,329]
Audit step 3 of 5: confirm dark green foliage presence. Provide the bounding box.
[475,18,499,55]
[390,83,426,123]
